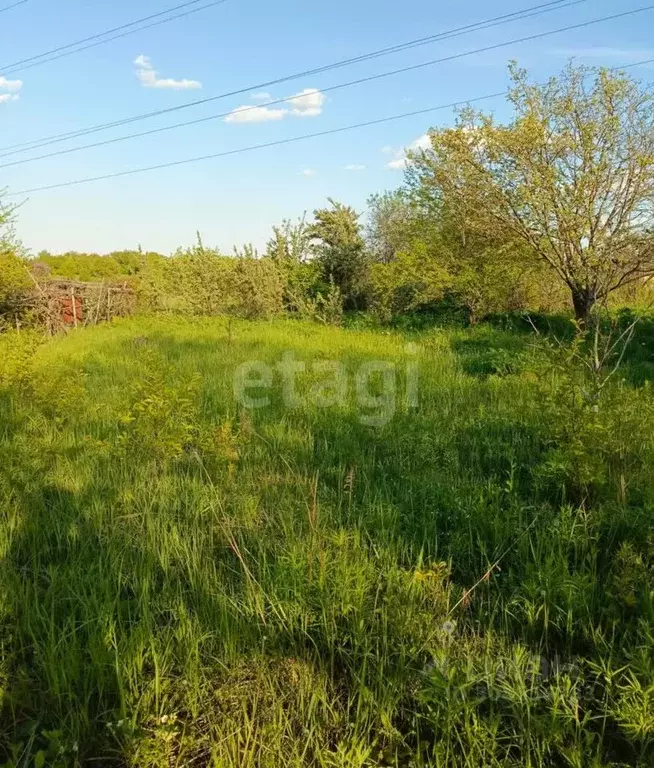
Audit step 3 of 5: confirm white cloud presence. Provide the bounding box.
[344,164,366,171]
[287,88,326,117]
[225,87,326,125]
[385,133,431,170]
[0,76,22,93]
[300,168,316,177]
[411,133,431,151]
[134,54,202,91]
[225,105,288,123]
[386,157,407,170]
[0,73,21,105]
[380,145,394,155]
[251,92,273,102]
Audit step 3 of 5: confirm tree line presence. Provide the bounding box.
[2,61,654,331]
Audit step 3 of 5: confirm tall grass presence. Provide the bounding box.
[0,316,652,767]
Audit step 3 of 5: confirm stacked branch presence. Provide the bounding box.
[12,279,135,333]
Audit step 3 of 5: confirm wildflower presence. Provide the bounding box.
[442,620,456,635]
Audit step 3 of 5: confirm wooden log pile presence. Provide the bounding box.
[27,279,136,334]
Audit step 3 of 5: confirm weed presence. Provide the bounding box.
[0,316,652,766]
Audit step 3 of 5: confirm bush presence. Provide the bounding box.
[137,247,285,319]
[535,352,654,506]
[369,244,450,321]
[33,250,151,281]
[0,247,32,330]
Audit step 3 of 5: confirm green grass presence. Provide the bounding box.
[0,316,653,767]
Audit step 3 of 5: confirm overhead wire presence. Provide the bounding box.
[0,0,28,14]
[0,0,588,157]
[0,0,229,76]
[10,51,654,196]
[2,3,653,172]
[10,95,509,195]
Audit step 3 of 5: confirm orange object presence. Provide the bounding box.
[60,295,84,325]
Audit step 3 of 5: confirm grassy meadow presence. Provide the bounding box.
[0,315,653,767]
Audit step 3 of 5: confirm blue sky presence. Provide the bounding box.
[1,0,653,255]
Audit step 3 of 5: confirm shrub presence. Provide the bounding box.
[137,248,285,319]
[535,349,654,505]
[0,247,32,330]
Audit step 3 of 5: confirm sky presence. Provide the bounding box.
[1,0,653,255]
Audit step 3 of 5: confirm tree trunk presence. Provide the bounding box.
[571,288,595,330]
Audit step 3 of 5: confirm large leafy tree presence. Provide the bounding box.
[309,198,367,309]
[407,62,654,327]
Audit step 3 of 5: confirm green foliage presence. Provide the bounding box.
[116,352,201,468]
[608,538,654,613]
[137,246,284,319]
[234,254,286,319]
[0,202,32,329]
[0,329,42,389]
[309,198,368,310]
[4,58,654,766]
[0,248,32,328]
[535,340,654,505]
[265,214,311,264]
[364,182,565,324]
[292,276,344,325]
[369,242,451,321]
[264,215,323,313]
[406,62,654,326]
[365,190,417,265]
[283,259,323,312]
[34,250,150,281]
[0,316,653,765]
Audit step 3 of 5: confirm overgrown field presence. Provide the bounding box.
[0,317,653,767]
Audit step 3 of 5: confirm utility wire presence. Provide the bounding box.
[0,0,28,14]
[1,2,650,171]
[0,0,586,157]
[0,0,229,76]
[11,53,654,195]
[10,96,508,195]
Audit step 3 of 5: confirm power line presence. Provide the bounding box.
[0,0,229,76]
[0,0,597,169]
[2,1,651,171]
[0,0,222,72]
[0,0,28,14]
[0,0,586,157]
[0,0,27,13]
[11,53,654,196]
[10,95,508,195]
